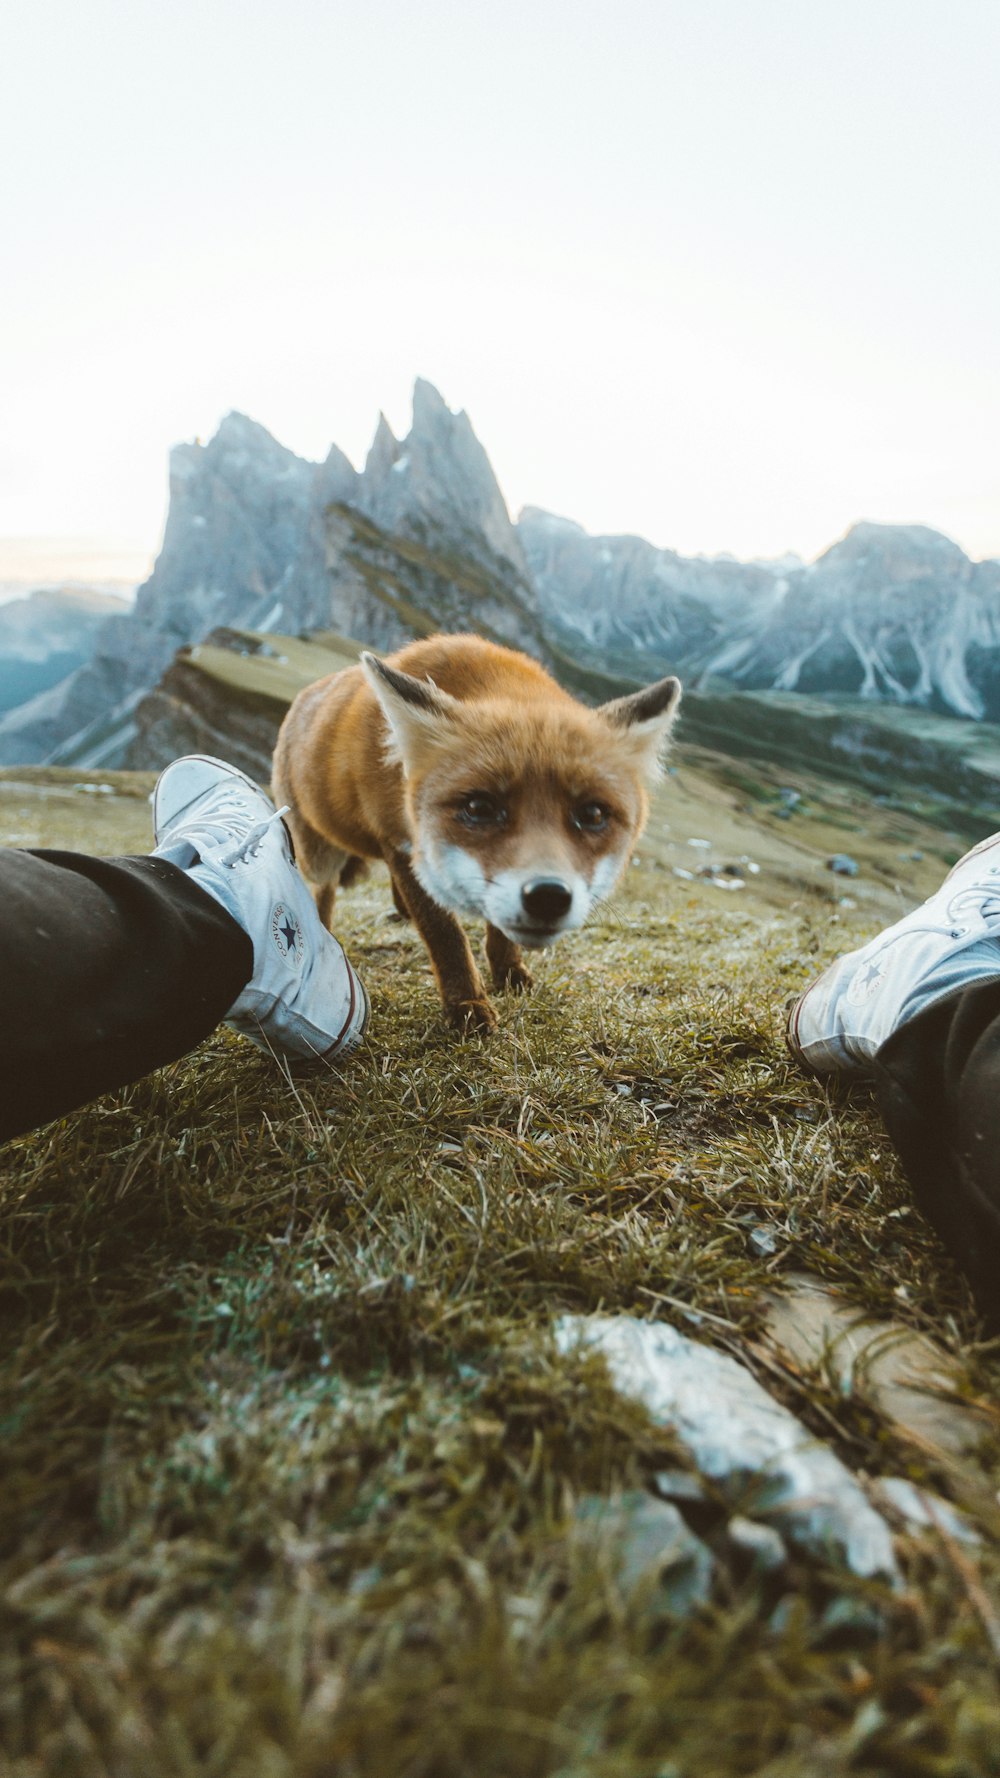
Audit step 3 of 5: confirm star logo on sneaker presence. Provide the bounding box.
[846,958,884,1004]
[270,902,305,968]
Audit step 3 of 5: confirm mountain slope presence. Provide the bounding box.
[0,416,357,767]
[0,585,127,717]
[519,510,1000,719]
[0,386,543,768]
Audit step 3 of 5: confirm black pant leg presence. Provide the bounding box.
[0,849,253,1141]
[871,978,1000,1325]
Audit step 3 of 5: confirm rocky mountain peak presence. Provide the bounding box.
[169,412,311,503]
[817,520,970,576]
[518,506,587,538]
[355,380,527,575]
[213,409,280,449]
[411,375,452,428]
[319,440,359,503]
[364,412,401,480]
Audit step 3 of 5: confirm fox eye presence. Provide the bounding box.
[457,791,505,827]
[573,799,611,833]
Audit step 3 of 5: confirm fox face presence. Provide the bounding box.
[362,655,681,950]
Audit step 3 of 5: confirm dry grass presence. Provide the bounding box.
[2,771,1000,1776]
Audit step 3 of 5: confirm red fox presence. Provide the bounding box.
[272,634,681,1031]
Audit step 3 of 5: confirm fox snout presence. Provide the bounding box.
[521,877,573,923]
[413,843,600,947]
[492,871,586,948]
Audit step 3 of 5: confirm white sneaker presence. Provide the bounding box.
[787,832,1000,1076]
[152,754,368,1062]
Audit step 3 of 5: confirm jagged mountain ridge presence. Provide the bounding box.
[0,382,542,767]
[0,416,359,766]
[2,380,1000,767]
[519,512,1000,720]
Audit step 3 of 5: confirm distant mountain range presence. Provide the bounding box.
[522,512,1000,719]
[1,380,999,768]
[0,585,127,720]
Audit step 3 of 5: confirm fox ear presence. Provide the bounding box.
[361,653,460,773]
[596,675,682,775]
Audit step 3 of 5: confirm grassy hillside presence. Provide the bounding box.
[676,686,1000,846]
[130,625,993,870]
[2,765,1000,1776]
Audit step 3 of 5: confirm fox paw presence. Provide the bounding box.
[500,962,534,994]
[449,995,499,1034]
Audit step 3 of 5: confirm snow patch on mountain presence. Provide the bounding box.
[519,511,1000,722]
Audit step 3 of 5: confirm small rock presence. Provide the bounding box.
[505,1591,543,1640]
[814,1595,885,1645]
[727,1515,787,1572]
[826,854,859,877]
[574,1491,714,1617]
[749,1224,781,1257]
[872,1476,981,1545]
[697,862,746,891]
[672,866,695,881]
[556,1314,898,1580]
[778,788,801,809]
[687,837,712,849]
[653,1469,706,1503]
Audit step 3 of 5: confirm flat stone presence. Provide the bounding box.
[556,1313,898,1581]
[765,1274,987,1460]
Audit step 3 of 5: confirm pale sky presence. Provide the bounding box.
[2,0,999,584]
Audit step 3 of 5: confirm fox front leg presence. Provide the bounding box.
[389,853,498,1033]
[315,881,337,929]
[485,924,534,994]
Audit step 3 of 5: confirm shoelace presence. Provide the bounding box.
[212,805,292,869]
[165,786,292,869]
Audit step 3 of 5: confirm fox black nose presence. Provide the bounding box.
[521,878,573,922]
